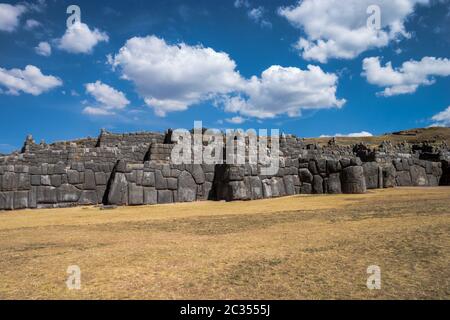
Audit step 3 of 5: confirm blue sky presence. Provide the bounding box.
[0,0,449,153]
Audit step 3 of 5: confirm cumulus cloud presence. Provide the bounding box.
[223,65,345,119]
[110,35,344,119]
[58,22,108,54]
[431,106,450,127]
[0,3,27,32]
[110,35,245,117]
[320,131,373,138]
[278,0,428,63]
[35,41,51,56]
[25,19,41,30]
[247,7,272,28]
[82,106,115,116]
[362,56,450,96]
[85,81,129,112]
[225,116,246,124]
[234,0,250,8]
[0,65,62,95]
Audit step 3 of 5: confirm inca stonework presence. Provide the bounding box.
[0,129,449,211]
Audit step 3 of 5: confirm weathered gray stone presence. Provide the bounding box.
[31,175,41,186]
[327,159,341,173]
[312,175,324,194]
[396,171,412,186]
[300,183,312,194]
[326,173,341,194]
[167,178,178,190]
[51,175,62,187]
[271,177,286,197]
[363,162,379,189]
[128,183,144,205]
[262,179,272,198]
[2,172,16,190]
[177,171,197,202]
[142,171,155,187]
[410,165,428,186]
[95,172,107,185]
[0,192,14,210]
[37,186,57,203]
[298,168,313,183]
[249,176,263,199]
[144,187,157,205]
[79,190,98,205]
[67,170,81,184]
[57,184,81,202]
[155,170,167,189]
[17,173,30,190]
[28,187,37,208]
[342,166,366,194]
[107,172,128,205]
[283,175,296,196]
[41,175,51,186]
[383,164,396,188]
[84,169,96,190]
[14,191,29,209]
[158,190,173,204]
[227,181,249,201]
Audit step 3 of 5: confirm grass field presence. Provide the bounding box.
[0,187,449,300]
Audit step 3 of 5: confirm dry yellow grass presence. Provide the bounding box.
[0,187,449,300]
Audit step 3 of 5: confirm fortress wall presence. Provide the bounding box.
[0,130,449,211]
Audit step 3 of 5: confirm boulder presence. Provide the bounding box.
[158,190,173,204]
[128,183,144,205]
[363,162,379,189]
[177,171,197,202]
[312,175,324,194]
[298,168,313,183]
[107,172,128,205]
[57,184,81,202]
[410,165,428,186]
[326,173,342,194]
[341,166,366,194]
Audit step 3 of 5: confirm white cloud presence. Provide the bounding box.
[225,116,246,124]
[362,56,450,96]
[58,22,108,54]
[0,65,62,95]
[82,106,115,116]
[110,35,245,117]
[25,19,41,30]
[247,7,272,28]
[278,0,428,63]
[35,41,51,56]
[0,3,26,32]
[110,35,344,119]
[320,131,373,138]
[85,81,129,110]
[431,106,450,127]
[234,0,250,8]
[223,65,345,119]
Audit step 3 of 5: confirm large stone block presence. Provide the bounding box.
[17,173,30,190]
[326,159,341,173]
[227,181,249,201]
[67,170,81,184]
[396,171,412,186]
[2,172,16,190]
[177,171,197,202]
[51,175,62,188]
[410,165,428,186]
[95,172,107,185]
[312,175,324,194]
[155,170,167,189]
[326,173,342,194]
[262,179,272,198]
[383,164,396,188]
[142,171,155,187]
[107,172,128,205]
[271,177,286,198]
[362,162,379,189]
[249,176,263,199]
[128,183,144,205]
[167,178,178,190]
[31,175,41,186]
[341,166,366,194]
[283,175,296,196]
[84,169,96,190]
[300,183,312,194]
[78,190,98,205]
[14,191,28,209]
[0,192,14,210]
[144,187,157,205]
[158,190,173,204]
[298,168,313,183]
[37,186,58,204]
[57,184,81,202]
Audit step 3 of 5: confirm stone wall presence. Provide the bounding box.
[0,129,449,211]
